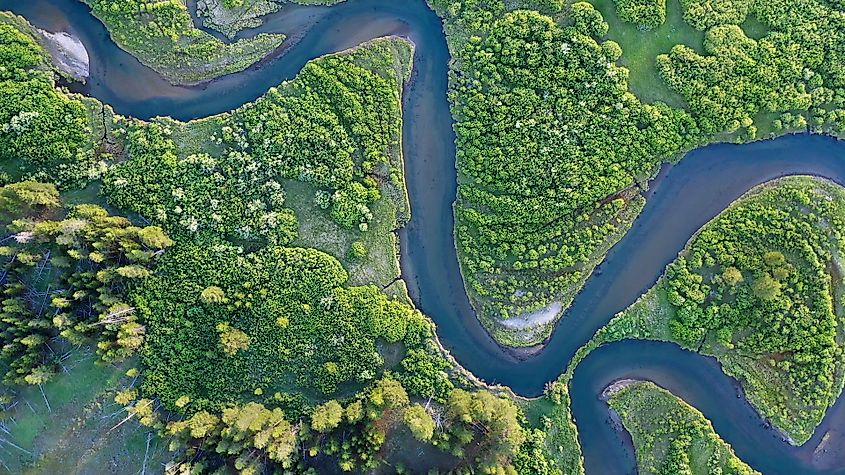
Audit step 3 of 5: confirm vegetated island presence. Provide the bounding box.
[81,0,286,84]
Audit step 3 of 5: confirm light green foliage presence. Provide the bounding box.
[230,44,404,229]
[137,241,432,411]
[440,4,694,344]
[658,24,807,137]
[166,402,297,472]
[0,19,93,188]
[0,181,172,385]
[661,177,845,442]
[609,381,758,475]
[680,0,750,30]
[216,322,251,355]
[659,0,845,138]
[312,399,344,433]
[431,0,845,347]
[614,0,667,29]
[200,285,227,304]
[404,403,435,441]
[82,0,286,83]
[443,389,527,471]
[0,11,540,475]
[571,2,609,36]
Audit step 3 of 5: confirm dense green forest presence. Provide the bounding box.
[608,380,758,475]
[0,15,550,473]
[0,19,99,188]
[425,0,845,346]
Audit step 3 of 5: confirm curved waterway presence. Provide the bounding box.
[4,1,845,473]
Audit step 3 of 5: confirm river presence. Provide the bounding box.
[3,0,845,473]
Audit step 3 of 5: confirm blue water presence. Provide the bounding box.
[4,0,845,472]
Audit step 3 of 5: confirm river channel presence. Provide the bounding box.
[3,0,845,473]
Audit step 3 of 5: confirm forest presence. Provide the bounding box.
[0,14,548,474]
[4,0,845,474]
[427,0,845,347]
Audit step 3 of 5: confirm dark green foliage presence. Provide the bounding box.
[614,0,667,30]
[137,241,432,411]
[397,347,455,401]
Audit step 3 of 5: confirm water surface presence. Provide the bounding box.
[4,1,845,472]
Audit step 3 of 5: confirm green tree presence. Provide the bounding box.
[404,404,435,441]
[312,400,344,433]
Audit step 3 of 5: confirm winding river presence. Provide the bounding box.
[3,0,845,473]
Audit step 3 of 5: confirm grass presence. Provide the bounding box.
[521,388,586,475]
[589,0,704,108]
[607,380,758,475]
[0,349,166,474]
[285,179,409,301]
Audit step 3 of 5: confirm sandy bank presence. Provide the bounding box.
[38,29,89,80]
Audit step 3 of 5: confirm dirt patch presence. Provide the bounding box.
[498,301,563,330]
[601,378,639,401]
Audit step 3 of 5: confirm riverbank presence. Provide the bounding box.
[37,29,88,80]
[79,0,285,84]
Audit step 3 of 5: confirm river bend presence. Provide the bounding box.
[3,0,845,473]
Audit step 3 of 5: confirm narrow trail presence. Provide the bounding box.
[3,0,845,472]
